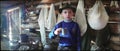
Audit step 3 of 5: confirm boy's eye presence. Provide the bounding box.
[63,11,72,14]
[64,11,67,13]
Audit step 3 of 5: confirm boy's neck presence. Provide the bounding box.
[64,19,72,22]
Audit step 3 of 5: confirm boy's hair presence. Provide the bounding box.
[59,4,76,13]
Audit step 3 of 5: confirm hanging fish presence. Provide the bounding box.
[87,1,109,30]
[36,5,49,28]
[38,8,47,46]
[44,7,49,28]
[47,4,56,31]
[110,1,119,8]
[110,1,115,7]
[74,0,87,36]
[115,1,119,8]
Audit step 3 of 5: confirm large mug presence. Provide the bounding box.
[61,28,67,35]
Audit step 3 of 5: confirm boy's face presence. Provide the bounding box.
[61,8,74,21]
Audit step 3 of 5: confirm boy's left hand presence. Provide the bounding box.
[54,28,62,35]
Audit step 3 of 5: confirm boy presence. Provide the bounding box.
[49,4,81,51]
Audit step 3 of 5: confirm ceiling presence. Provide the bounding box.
[0,0,78,11]
[0,0,119,13]
[0,0,78,8]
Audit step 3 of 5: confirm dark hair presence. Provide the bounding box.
[59,4,76,13]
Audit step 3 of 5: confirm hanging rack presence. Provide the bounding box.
[36,0,78,8]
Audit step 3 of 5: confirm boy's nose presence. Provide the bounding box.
[66,13,70,16]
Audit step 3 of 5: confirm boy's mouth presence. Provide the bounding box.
[66,17,70,18]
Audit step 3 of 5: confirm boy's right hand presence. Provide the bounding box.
[54,28,62,35]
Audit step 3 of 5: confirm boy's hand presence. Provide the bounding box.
[54,28,62,35]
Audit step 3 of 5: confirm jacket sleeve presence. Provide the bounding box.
[49,22,61,39]
[49,27,57,39]
[49,22,62,39]
[76,24,81,51]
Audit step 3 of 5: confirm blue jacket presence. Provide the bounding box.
[49,21,81,51]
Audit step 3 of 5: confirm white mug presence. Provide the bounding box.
[62,28,67,35]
